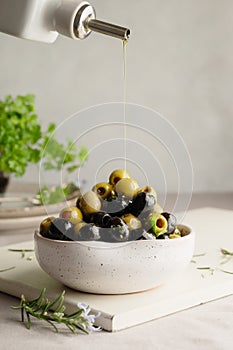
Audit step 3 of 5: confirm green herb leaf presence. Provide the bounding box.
[0,95,88,187]
[0,95,42,176]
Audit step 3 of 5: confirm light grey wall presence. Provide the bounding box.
[0,0,233,193]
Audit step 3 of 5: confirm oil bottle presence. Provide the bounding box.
[0,0,130,43]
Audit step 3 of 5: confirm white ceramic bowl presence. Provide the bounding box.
[34,224,195,294]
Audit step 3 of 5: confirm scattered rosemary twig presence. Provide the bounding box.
[197,266,233,276]
[191,252,206,264]
[0,266,16,273]
[193,253,206,257]
[8,249,34,259]
[220,248,233,256]
[11,288,101,334]
[219,269,233,275]
[193,249,233,275]
[197,266,215,275]
[220,248,233,265]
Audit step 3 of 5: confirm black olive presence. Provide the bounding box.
[100,217,130,242]
[111,216,124,226]
[161,212,177,234]
[88,211,106,226]
[137,236,147,240]
[76,224,100,241]
[128,192,155,218]
[49,218,74,241]
[86,211,113,229]
[102,213,112,227]
[111,224,129,242]
[156,234,169,240]
[104,196,130,217]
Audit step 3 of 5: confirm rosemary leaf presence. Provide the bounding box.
[220,248,233,256]
[0,266,15,273]
[26,311,31,329]
[47,290,64,310]
[220,256,231,265]
[66,309,83,319]
[219,268,233,275]
[8,249,34,252]
[21,305,24,323]
[46,319,59,333]
[193,253,206,257]
[66,323,76,334]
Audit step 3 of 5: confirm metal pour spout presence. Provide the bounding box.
[73,3,130,41]
[86,19,130,41]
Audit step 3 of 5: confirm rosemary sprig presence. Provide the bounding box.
[11,288,100,334]
[8,249,34,258]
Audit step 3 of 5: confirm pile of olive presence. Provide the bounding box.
[40,169,181,242]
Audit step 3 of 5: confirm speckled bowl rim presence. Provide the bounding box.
[34,224,194,250]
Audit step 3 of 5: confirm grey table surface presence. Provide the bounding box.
[0,191,232,350]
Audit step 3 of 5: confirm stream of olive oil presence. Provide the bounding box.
[123,39,127,171]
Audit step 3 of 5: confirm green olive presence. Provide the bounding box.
[59,206,83,224]
[79,191,101,215]
[146,213,167,236]
[73,221,87,240]
[109,169,130,185]
[138,186,157,202]
[155,215,168,234]
[40,216,55,237]
[74,221,86,233]
[92,182,113,199]
[169,228,181,239]
[150,214,167,236]
[121,213,142,230]
[115,178,139,198]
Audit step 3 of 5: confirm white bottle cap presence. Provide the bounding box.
[55,0,95,39]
